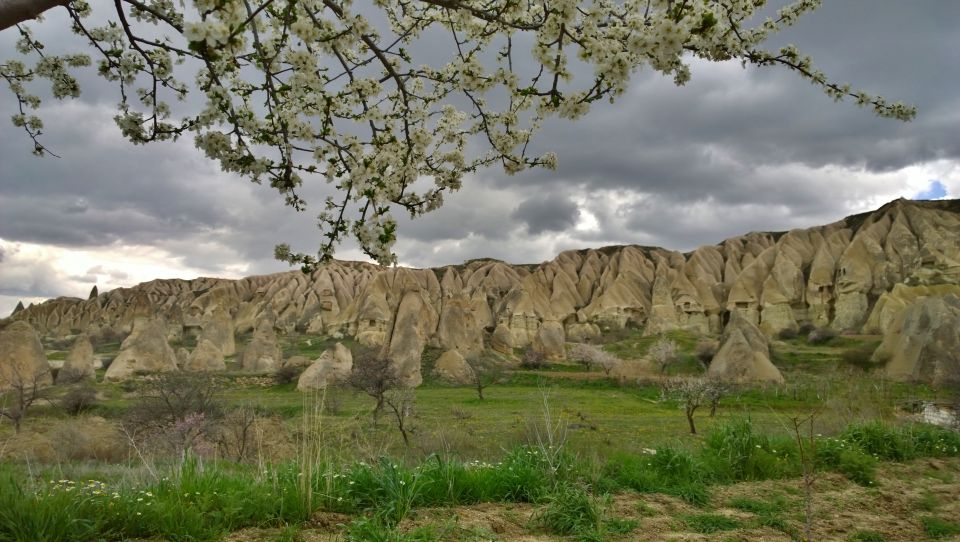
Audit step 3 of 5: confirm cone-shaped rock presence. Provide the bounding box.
[707,314,784,383]
[433,349,475,384]
[104,318,178,381]
[57,333,96,382]
[298,343,353,391]
[184,339,226,372]
[241,319,283,373]
[0,321,52,389]
[199,308,235,357]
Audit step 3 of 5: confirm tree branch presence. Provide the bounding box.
[0,0,68,32]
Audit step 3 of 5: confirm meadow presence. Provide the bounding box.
[0,328,958,541]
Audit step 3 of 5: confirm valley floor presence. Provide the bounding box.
[224,457,960,542]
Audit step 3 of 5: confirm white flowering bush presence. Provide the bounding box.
[1,0,916,265]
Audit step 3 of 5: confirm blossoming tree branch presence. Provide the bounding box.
[0,0,915,267]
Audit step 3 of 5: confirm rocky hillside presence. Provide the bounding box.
[5,198,959,385]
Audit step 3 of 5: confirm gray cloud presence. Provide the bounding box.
[513,193,579,234]
[0,0,957,302]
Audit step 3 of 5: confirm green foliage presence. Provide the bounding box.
[533,484,603,536]
[681,513,742,534]
[815,438,878,486]
[598,448,710,506]
[849,531,886,542]
[920,516,960,539]
[905,423,960,457]
[842,421,915,461]
[727,495,790,515]
[347,516,445,542]
[806,327,837,345]
[699,418,798,482]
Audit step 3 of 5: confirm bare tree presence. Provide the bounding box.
[216,407,259,462]
[383,389,415,447]
[0,367,51,433]
[649,336,680,374]
[123,372,223,455]
[789,410,822,542]
[465,355,505,401]
[569,343,618,375]
[705,381,730,417]
[347,349,402,416]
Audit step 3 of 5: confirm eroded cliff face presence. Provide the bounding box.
[6,199,959,380]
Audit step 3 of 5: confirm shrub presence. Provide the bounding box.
[907,424,960,457]
[807,327,837,345]
[533,484,602,536]
[599,448,710,506]
[123,373,224,457]
[59,384,97,415]
[841,345,877,371]
[682,513,742,534]
[815,438,877,486]
[849,531,886,542]
[776,328,799,340]
[274,364,303,385]
[520,346,547,369]
[100,355,116,371]
[798,323,816,335]
[694,340,717,368]
[842,421,914,461]
[700,419,797,482]
[920,516,960,539]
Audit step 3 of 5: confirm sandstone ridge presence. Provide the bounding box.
[4,199,959,384]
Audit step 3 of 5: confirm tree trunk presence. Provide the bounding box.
[0,0,69,32]
[686,408,697,435]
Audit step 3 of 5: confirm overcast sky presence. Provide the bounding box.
[1,1,958,316]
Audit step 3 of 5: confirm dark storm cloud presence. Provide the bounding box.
[0,0,957,298]
[512,193,579,234]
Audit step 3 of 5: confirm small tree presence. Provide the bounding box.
[788,409,822,542]
[216,407,259,462]
[465,355,505,401]
[347,349,402,416]
[649,336,680,374]
[0,367,51,433]
[569,343,618,375]
[705,381,730,417]
[670,378,708,435]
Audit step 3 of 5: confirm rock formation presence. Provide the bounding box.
[104,318,178,381]
[198,308,235,357]
[3,199,958,385]
[874,294,960,385]
[57,333,96,382]
[240,320,283,373]
[184,339,226,372]
[0,321,52,389]
[297,343,353,391]
[433,350,475,384]
[706,314,784,383]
